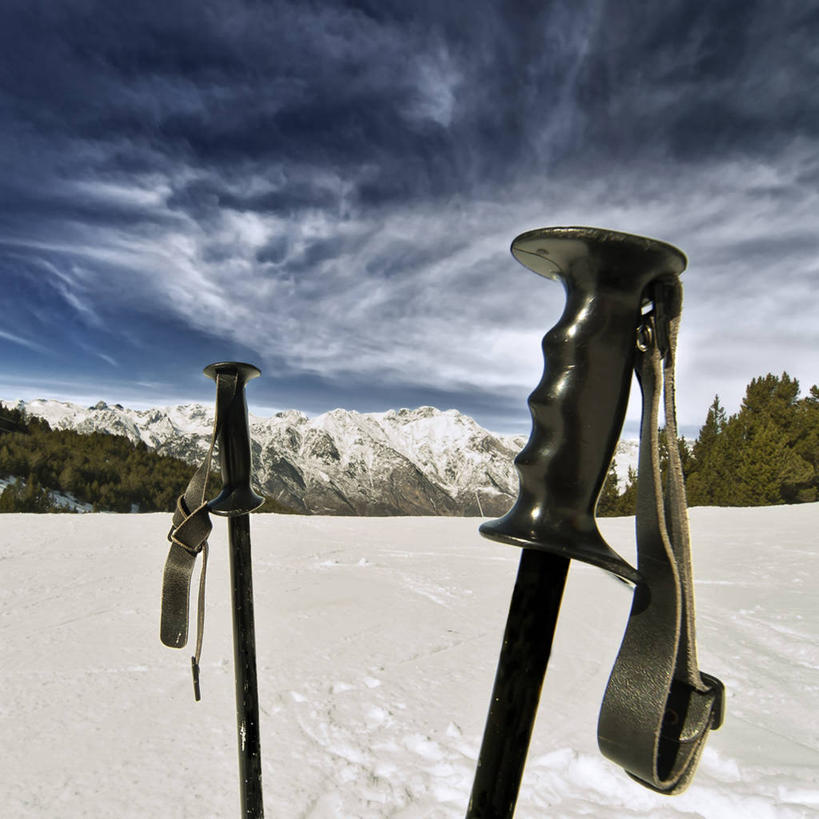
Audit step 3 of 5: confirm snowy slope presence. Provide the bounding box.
[1,505,816,817]
[8,398,640,515]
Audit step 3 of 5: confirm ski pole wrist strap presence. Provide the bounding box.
[160,372,238,700]
[597,279,724,794]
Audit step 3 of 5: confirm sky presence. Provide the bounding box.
[1,0,817,436]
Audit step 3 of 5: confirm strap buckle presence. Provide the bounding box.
[167,500,212,556]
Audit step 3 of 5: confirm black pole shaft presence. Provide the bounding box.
[466,549,570,819]
[228,513,264,818]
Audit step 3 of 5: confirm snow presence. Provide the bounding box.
[1,504,817,817]
[610,438,640,484]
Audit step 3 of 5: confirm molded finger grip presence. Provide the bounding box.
[480,227,686,582]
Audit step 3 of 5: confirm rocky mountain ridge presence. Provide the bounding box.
[10,399,638,516]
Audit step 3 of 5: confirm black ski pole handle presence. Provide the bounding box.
[480,227,686,582]
[467,227,689,818]
[203,361,265,516]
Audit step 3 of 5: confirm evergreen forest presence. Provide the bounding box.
[1,371,817,514]
[0,404,291,514]
[597,372,818,516]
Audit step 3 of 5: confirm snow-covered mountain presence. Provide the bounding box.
[10,399,639,515]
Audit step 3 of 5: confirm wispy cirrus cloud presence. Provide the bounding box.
[0,0,816,432]
[0,329,52,356]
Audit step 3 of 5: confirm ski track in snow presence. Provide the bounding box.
[0,506,817,817]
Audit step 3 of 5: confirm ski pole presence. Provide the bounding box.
[161,361,266,818]
[204,361,266,819]
[467,228,681,817]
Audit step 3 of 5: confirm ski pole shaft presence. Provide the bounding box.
[228,513,264,818]
[466,550,568,819]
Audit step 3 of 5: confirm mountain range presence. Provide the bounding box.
[10,399,639,516]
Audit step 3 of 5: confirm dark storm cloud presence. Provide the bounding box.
[4,0,816,185]
[0,0,608,210]
[1,0,817,430]
[570,0,819,162]
[3,0,814,223]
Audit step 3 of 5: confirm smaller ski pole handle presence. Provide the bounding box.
[203,361,265,516]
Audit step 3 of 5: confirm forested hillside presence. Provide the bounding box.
[598,372,818,515]
[0,405,290,513]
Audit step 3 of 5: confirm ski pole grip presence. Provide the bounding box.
[203,361,265,516]
[479,228,686,582]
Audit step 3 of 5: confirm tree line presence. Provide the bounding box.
[0,404,293,513]
[597,372,818,516]
[2,372,817,514]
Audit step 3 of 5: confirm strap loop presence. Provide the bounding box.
[160,372,238,700]
[597,278,724,794]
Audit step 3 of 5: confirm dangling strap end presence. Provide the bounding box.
[160,373,230,700]
[191,656,202,702]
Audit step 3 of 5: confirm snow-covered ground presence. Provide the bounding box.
[1,505,817,817]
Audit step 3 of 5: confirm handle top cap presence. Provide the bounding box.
[511,226,686,282]
[203,362,261,383]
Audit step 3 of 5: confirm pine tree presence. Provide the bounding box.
[687,396,725,505]
[731,417,790,505]
[597,461,620,517]
[691,396,726,466]
[788,384,819,502]
[740,372,800,436]
[687,373,817,507]
[617,467,638,516]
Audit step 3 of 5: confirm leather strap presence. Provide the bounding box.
[597,279,724,794]
[160,372,238,700]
